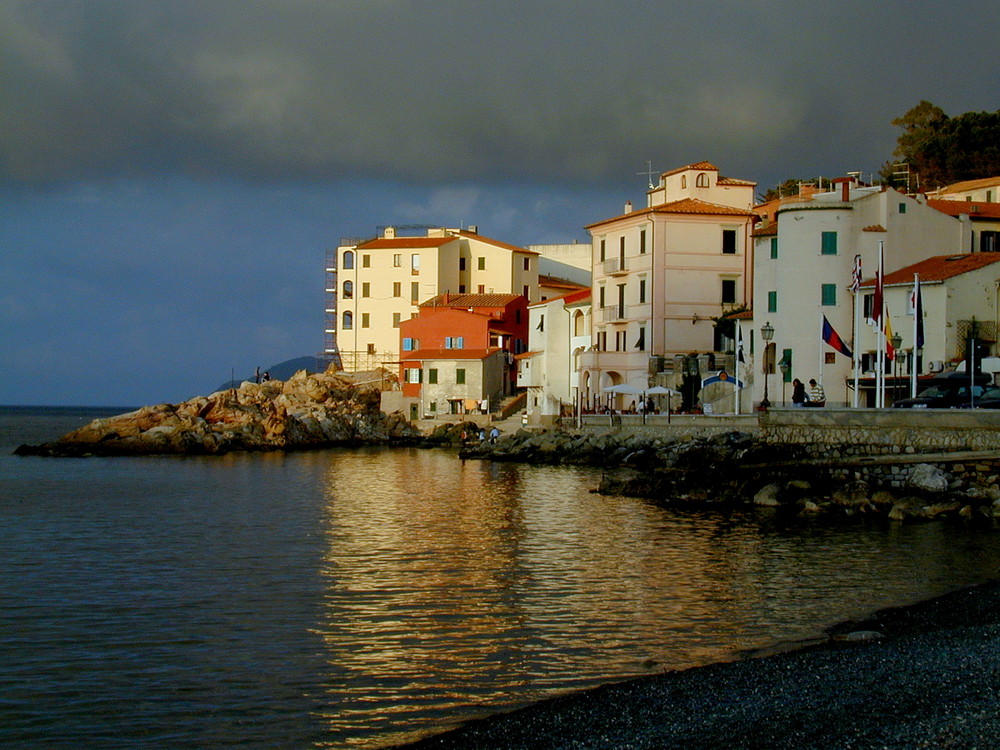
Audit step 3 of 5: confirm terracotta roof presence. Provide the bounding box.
[650,198,756,217]
[859,253,1000,288]
[529,287,592,307]
[400,348,496,361]
[586,198,755,229]
[935,176,1000,195]
[928,199,1000,220]
[452,230,539,255]
[421,293,521,308]
[717,176,757,187]
[862,224,887,232]
[752,224,777,237]
[514,351,541,360]
[729,309,754,320]
[662,161,718,177]
[357,236,457,249]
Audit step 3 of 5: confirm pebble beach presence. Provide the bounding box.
[395,581,1000,749]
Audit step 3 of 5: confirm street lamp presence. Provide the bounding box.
[891,332,902,405]
[760,321,775,409]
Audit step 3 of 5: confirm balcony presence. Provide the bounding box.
[602,305,628,323]
[602,257,628,276]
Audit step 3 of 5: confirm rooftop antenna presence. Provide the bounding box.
[637,160,657,190]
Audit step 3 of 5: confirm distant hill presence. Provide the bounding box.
[215,356,325,391]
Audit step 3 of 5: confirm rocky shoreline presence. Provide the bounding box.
[451,424,1000,524]
[14,368,420,457]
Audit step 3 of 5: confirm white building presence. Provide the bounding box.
[517,289,591,424]
[751,179,965,407]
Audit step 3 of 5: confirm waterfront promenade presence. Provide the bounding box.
[397,580,1000,749]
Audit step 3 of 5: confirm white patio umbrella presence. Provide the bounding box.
[602,383,644,395]
[645,385,681,422]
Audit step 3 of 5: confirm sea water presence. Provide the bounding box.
[3,406,1000,749]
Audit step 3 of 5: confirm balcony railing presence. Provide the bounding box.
[602,257,628,275]
[602,305,627,322]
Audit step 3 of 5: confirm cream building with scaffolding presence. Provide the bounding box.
[326,226,539,373]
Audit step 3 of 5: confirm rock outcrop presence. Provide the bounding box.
[16,368,420,456]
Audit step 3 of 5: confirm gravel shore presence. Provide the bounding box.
[394,580,1000,749]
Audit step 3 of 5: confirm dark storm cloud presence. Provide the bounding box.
[3,0,997,188]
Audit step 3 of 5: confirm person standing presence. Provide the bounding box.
[808,379,826,407]
[791,378,808,407]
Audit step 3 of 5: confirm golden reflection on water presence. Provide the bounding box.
[306,448,1000,747]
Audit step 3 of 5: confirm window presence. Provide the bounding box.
[597,331,607,351]
[342,310,353,330]
[362,282,370,298]
[411,282,419,303]
[681,175,687,189]
[456,368,466,385]
[477,284,485,294]
[640,229,647,254]
[821,284,836,306]
[402,337,414,351]
[821,231,838,255]
[411,254,421,272]
[988,191,994,203]
[863,294,874,319]
[722,229,737,254]
[429,401,437,413]
[639,278,647,303]
[767,291,777,313]
[982,231,999,253]
[343,280,353,299]
[405,368,421,384]
[367,343,375,354]
[393,313,401,328]
[428,369,438,385]
[342,250,354,269]
[574,310,585,336]
[444,337,465,349]
[537,314,545,332]
[515,310,521,324]
[459,257,466,271]
[599,239,606,262]
[523,285,529,298]
[722,279,737,304]
[899,202,907,214]
[635,327,646,351]
[362,254,370,268]
[696,173,709,187]
[523,257,530,271]
[598,285,605,308]
[393,282,401,297]
[459,285,466,293]
[619,236,626,257]
[477,257,485,270]
[393,253,401,267]
[615,330,625,351]
[770,237,778,259]
[361,313,370,328]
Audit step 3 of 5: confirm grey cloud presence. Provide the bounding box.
[1,0,997,187]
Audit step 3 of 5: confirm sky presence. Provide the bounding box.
[2,0,998,406]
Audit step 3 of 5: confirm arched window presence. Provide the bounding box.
[680,175,687,189]
[342,311,353,330]
[342,250,354,269]
[343,280,353,299]
[574,309,586,337]
[696,173,709,187]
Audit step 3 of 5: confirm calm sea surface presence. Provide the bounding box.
[3,406,1000,748]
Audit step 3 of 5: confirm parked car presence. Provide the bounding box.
[972,386,1000,409]
[891,372,993,409]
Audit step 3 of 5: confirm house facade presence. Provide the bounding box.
[332,227,539,372]
[517,288,591,423]
[751,180,964,407]
[579,162,756,408]
[393,293,528,418]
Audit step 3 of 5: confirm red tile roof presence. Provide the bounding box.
[927,199,1000,220]
[538,274,588,291]
[529,287,592,307]
[420,293,521,308]
[862,224,887,232]
[859,253,1000,288]
[718,176,757,187]
[357,236,456,249]
[934,177,1000,195]
[663,161,719,177]
[586,198,755,229]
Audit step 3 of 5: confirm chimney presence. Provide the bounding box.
[384,226,396,239]
[841,180,850,202]
[624,200,633,214]
[467,224,478,234]
[442,292,450,305]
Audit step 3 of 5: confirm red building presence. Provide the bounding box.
[398,293,529,414]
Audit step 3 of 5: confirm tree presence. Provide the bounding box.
[890,101,1000,190]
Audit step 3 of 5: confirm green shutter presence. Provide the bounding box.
[767,291,777,313]
[456,368,466,384]
[821,284,836,306]
[770,237,778,259]
[821,231,837,255]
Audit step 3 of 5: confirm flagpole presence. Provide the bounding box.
[911,273,919,398]
[735,320,742,416]
[853,284,861,407]
[818,311,825,393]
[876,241,885,408]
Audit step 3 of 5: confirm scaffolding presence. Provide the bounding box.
[322,246,342,370]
